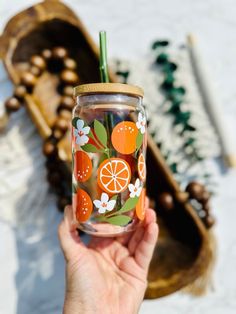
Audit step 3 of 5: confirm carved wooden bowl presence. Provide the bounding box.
[0,0,213,298]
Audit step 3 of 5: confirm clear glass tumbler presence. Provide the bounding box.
[72,83,147,236]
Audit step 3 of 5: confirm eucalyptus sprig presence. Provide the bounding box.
[152,40,203,167]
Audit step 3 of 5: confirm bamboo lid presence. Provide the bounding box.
[74,83,144,98]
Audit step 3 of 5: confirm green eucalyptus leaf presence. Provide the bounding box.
[119,196,139,213]
[184,138,195,147]
[94,120,107,147]
[183,124,196,132]
[136,131,143,151]
[106,215,132,226]
[152,40,169,50]
[170,163,178,173]
[81,143,99,153]
[174,111,191,125]
[156,53,169,65]
[163,62,178,72]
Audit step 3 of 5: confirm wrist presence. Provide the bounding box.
[63,293,95,314]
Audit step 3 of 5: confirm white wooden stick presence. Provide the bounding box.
[187,33,236,168]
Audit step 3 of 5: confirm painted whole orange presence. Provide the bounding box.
[73,150,92,182]
[73,189,93,222]
[111,121,138,155]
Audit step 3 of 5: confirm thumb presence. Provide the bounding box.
[58,205,86,262]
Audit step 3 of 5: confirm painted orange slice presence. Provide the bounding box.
[136,188,146,220]
[111,121,138,155]
[138,153,146,181]
[97,158,131,194]
[73,189,93,222]
[73,151,92,182]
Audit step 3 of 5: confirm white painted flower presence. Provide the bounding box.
[136,112,146,134]
[73,119,90,146]
[93,193,116,214]
[128,178,142,198]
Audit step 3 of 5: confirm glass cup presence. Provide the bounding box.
[72,83,147,236]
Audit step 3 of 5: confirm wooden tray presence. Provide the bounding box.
[0,0,213,298]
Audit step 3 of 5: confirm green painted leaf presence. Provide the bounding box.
[94,120,107,147]
[95,216,107,222]
[72,151,74,170]
[72,117,80,128]
[111,195,118,201]
[81,144,99,153]
[106,215,132,226]
[99,153,108,165]
[119,196,139,213]
[136,131,143,151]
[72,183,77,194]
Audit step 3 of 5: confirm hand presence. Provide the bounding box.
[58,199,158,314]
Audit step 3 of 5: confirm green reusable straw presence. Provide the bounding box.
[99,31,109,82]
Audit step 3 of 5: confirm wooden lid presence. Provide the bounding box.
[74,83,144,97]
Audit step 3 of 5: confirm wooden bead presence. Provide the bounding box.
[201,190,211,204]
[63,85,74,97]
[64,58,77,70]
[21,72,37,87]
[203,214,215,229]
[52,47,68,59]
[54,184,64,195]
[30,55,46,70]
[47,171,61,185]
[203,202,211,212]
[5,97,21,112]
[30,66,42,77]
[43,140,57,156]
[53,128,64,141]
[175,191,189,203]
[45,159,59,171]
[158,192,174,211]
[59,95,74,111]
[54,117,68,132]
[186,181,204,201]
[14,85,27,99]
[42,49,52,60]
[61,69,79,85]
[59,109,72,120]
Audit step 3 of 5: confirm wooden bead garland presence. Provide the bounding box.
[157,182,214,229]
[186,181,215,229]
[5,97,21,112]
[3,46,80,212]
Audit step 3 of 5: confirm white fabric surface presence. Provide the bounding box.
[0,1,236,313]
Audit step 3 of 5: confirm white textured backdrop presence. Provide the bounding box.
[0,0,236,313]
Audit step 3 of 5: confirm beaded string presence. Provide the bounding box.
[5,47,79,211]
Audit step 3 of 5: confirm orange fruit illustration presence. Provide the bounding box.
[136,188,146,220]
[74,151,92,182]
[73,189,93,222]
[97,158,131,194]
[138,153,146,181]
[111,121,138,154]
